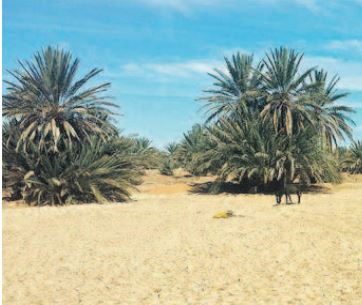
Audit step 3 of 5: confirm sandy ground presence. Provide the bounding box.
[3,171,362,305]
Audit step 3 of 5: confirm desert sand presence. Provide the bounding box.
[3,171,362,305]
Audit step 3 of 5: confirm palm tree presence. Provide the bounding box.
[201,52,263,122]
[3,46,117,153]
[3,126,141,205]
[177,124,212,175]
[196,109,340,190]
[307,69,355,147]
[2,47,145,205]
[205,111,285,186]
[347,140,362,174]
[260,47,316,136]
[158,142,181,176]
[166,142,181,160]
[129,137,162,169]
[159,158,174,176]
[201,48,354,144]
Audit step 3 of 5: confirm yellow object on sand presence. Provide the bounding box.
[213,210,234,218]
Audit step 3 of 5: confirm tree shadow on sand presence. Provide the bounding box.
[188,181,329,195]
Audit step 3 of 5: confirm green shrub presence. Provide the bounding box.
[159,158,174,176]
[347,141,362,174]
[3,127,141,205]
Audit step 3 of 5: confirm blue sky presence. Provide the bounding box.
[3,0,362,147]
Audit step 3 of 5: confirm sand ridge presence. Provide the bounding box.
[3,172,362,304]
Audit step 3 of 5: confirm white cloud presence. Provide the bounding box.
[302,56,362,91]
[295,0,319,11]
[136,0,321,13]
[137,0,229,13]
[119,52,362,91]
[122,59,222,78]
[326,40,362,53]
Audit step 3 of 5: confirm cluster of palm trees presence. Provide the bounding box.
[2,47,160,205]
[3,46,361,205]
[159,125,212,176]
[165,48,360,191]
[336,141,362,174]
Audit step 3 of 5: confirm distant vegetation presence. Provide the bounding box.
[340,140,362,174]
[163,48,360,192]
[2,46,361,204]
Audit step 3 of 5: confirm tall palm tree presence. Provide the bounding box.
[3,46,117,153]
[260,47,316,136]
[307,69,355,147]
[188,47,353,192]
[201,52,263,122]
[201,48,354,143]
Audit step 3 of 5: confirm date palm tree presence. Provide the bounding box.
[129,137,162,169]
[3,46,117,153]
[176,124,212,175]
[308,69,355,147]
[260,47,316,136]
[196,109,340,190]
[347,140,362,174]
[201,52,263,122]
[3,124,142,205]
[202,48,354,144]
[203,111,286,186]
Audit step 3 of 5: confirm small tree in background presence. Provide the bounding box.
[345,141,362,174]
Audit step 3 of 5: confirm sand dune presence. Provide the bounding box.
[3,172,362,304]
